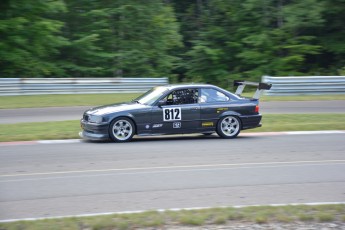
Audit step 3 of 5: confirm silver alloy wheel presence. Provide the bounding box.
[220,116,240,137]
[112,119,133,141]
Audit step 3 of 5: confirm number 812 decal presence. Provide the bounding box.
[163,108,181,121]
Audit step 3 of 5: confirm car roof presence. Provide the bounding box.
[159,83,219,90]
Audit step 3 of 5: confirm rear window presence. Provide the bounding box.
[199,88,229,103]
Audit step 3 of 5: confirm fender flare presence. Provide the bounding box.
[218,110,241,118]
[109,113,137,134]
[217,111,243,128]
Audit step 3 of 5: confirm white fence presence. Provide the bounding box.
[0,77,169,96]
[2,76,345,96]
[262,76,345,95]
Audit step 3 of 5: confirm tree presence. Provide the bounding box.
[181,0,239,87]
[57,0,111,77]
[61,0,182,78]
[179,0,327,86]
[315,0,345,74]
[1,0,344,80]
[0,0,68,77]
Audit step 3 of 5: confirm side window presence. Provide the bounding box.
[199,88,229,103]
[164,89,198,105]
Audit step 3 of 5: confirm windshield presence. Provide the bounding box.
[134,86,168,105]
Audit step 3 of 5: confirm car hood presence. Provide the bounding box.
[86,102,149,115]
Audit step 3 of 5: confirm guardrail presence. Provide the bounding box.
[0,78,169,96]
[262,76,345,95]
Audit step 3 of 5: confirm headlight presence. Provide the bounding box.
[88,115,103,123]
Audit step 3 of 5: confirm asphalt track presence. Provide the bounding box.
[1,132,345,220]
[1,100,345,124]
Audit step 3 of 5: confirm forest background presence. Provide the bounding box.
[1,0,344,87]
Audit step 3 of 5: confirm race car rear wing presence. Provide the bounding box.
[234,80,272,99]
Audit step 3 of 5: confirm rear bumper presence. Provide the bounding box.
[80,119,110,140]
[240,114,262,130]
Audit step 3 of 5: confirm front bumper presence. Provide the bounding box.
[80,119,110,140]
[79,131,109,141]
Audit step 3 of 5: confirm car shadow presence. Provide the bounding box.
[81,133,259,144]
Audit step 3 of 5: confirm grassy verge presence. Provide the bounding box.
[0,204,344,230]
[248,93,345,102]
[0,114,344,142]
[245,113,345,132]
[1,93,345,109]
[0,120,79,142]
[0,93,141,109]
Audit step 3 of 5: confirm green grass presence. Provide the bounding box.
[317,213,335,222]
[1,114,344,142]
[298,214,314,221]
[178,210,209,226]
[246,93,345,102]
[0,204,344,230]
[0,93,345,109]
[0,93,141,109]
[244,113,345,133]
[0,120,80,142]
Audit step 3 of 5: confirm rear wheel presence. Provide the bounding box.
[216,116,241,138]
[109,117,135,142]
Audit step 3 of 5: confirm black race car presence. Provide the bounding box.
[79,81,271,142]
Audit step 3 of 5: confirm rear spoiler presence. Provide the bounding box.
[234,80,272,99]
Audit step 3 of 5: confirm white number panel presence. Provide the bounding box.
[163,107,182,121]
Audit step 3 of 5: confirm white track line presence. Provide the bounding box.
[1,202,345,223]
[0,139,81,146]
[1,159,345,178]
[286,130,345,135]
[37,139,81,144]
[241,130,345,136]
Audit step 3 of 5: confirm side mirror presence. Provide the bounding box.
[157,100,166,107]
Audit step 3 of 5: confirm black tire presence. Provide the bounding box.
[109,117,135,142]
[216,115,241,138]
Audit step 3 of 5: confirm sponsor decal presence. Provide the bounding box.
[173,122,182,128]
[145,125,150,129]
[216,107,228,113]
[163,107,181,121]
[152,124,163,128]
[202,121,214,127]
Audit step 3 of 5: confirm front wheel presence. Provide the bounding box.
[216,116,241,139]
[109,117,135,142]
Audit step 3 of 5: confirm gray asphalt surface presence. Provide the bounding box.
[1,100,345,124]
[1,133,344,220]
